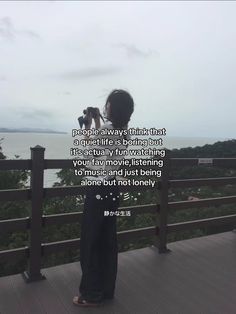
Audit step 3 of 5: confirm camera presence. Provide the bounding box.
[78,107,104,128]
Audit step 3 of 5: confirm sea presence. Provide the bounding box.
[0,132,230,187]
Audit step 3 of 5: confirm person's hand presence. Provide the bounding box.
[94,108,101,129]
[94,108,100,122]
[84,109,93,130]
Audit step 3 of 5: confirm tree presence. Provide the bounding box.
[0,139,30,276]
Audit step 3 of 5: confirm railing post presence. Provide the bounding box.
[22,145,46,282]
[154,150,171,253]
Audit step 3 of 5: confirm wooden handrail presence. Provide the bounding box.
[169,195,236,210]
[171,158,236,167]
[170,177,236,188]
[0,217,30,233]
[167,213,236,232]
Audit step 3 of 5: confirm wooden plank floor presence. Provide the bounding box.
[0,231,236,314]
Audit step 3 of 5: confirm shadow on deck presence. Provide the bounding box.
[0,231,236,314]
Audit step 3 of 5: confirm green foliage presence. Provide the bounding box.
[0,169,29,190]
[0,142,30,276]
[171,139,236,158]
[55,168,82,186]
[170,165,229,180]
[0,138,5,160]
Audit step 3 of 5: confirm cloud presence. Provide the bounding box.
[57,91,72,95]
[113,43,159,58]
[0,16,40,41]
[17,109,53,120]
[20,29,41,39]
[0,17,14,40]
[57,66,121,80]
[0,76,7,82]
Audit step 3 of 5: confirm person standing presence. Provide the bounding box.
[73,89,134,307]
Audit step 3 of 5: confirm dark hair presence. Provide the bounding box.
[105,89,134,129]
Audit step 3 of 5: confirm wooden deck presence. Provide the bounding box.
[0,231,236,314]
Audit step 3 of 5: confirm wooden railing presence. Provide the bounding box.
[0,145,236,282]
[168,158,236,234]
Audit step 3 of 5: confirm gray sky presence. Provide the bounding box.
[0,1,236,137]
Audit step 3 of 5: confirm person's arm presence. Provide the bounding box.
[94,115,101,129]
[82,108,103,158]
[84,108,101,139]
[81,110,106,169]
[83,111,92,141]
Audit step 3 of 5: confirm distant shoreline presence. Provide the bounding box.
[0,128,67,134]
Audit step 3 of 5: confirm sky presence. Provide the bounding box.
[0,1,236,138]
